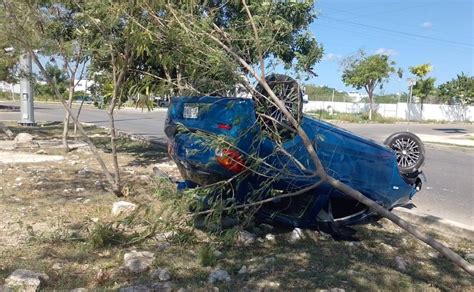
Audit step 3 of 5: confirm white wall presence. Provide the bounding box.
[303,101,474,122]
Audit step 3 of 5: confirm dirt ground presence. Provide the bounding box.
[0,122,473,291]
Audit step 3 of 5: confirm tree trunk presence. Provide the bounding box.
[73,98,86,140]
[29,48,122,197]
[107,94,121,195]
[368,91,373,120]
[62,80,75,153]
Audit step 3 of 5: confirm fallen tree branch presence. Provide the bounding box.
[170,2,474,275]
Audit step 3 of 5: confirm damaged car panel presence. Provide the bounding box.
[165,95,424,228]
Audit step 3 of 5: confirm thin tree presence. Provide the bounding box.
[342,51,400,120]
[409,63,435,112]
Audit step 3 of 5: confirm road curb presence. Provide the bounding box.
[393,207,474,241]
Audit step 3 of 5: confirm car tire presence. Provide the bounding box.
[384,132,425,174]
[254,74,303,140]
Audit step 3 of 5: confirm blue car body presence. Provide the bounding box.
[165,96,418,227]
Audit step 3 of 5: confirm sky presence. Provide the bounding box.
[308,0,473,94]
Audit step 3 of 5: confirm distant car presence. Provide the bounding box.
[75,95,93,104]
[164,75,425,228]
[154,96,170,107]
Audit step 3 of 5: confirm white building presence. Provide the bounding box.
[347,91,368,102]
[0,81,20,94]
[74,79,94,94]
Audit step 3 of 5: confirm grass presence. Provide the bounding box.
[308,110,402,124]
[0,123,473,290]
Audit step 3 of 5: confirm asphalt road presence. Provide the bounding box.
[1,101,473,226]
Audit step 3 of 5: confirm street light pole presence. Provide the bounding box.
[18,52,36,126]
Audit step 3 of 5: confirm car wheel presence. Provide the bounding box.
[254,74,303,141]
[384,132,425,174]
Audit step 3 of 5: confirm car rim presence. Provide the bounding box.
[391,138,420,168]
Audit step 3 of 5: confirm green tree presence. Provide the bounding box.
[342,51,398,120]
[409,63,436,110]
[438,73,473,105]
[34,62,68,98]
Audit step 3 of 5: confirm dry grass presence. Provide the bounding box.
[0,123,472,291]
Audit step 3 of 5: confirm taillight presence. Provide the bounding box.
[216,149,245,173]
[217,123,232,130]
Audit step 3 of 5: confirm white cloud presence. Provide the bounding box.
[375,48,398,56]
[421,21,432,28]
[322,53,342,62]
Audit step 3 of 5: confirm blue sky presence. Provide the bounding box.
[308,0,473,94]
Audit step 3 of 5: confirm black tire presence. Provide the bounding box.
[254,74,303,141]
[384,132,425,174]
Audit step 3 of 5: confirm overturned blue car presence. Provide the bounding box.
[164,75,424,228]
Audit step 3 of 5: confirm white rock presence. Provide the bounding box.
[4,269,49,292]
[345,241,361,247]
[380,242,394,252]
[237,230,256,246]
[76,187,85,192]
[155,231,176,241]
[70,288,88,292]
[289,228,304,243]
[151,268,171,281]
[124,251,155,273]
[112,201,137,216]
[213,250,224,258]
[15,177,22,182]
[238,265,247,274]
[35,149,46,155]
[208,269,231,284]
[14,133,33,144]
[77,167,93,176]
[265,234,276,242]
[395,256,407,271]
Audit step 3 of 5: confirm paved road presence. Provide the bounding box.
[1,101,473,226]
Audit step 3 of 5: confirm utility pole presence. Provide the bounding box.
[18,52,36,126]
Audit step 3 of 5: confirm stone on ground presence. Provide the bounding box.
[208,269,231,284]
[151,268,171,281]
[112,201,137,216]
[123,251,155,273]
[395,256,407,271]
[14,133,33,144]
[4,269,49,292]
[289,228,304,243]
[237,230,256,246]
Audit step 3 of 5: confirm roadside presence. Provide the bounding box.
[0,122,473,290]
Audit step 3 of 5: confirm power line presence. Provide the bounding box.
[320,15,473,47]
